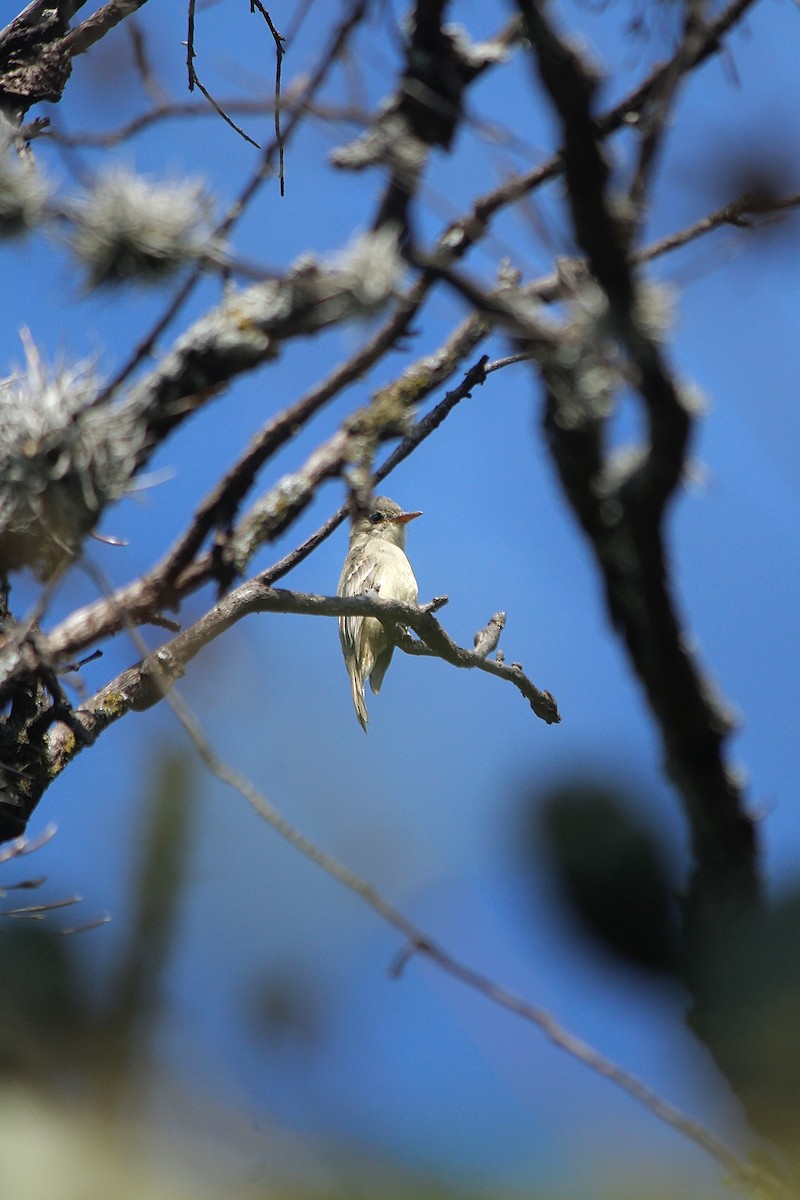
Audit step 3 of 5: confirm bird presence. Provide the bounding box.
[337,496,422,731]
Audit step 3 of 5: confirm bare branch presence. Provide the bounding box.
[44,583,559,787]
[473,611,506,658]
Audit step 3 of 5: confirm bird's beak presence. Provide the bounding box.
[390,510,422,525]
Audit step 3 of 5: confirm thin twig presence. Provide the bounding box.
[635,190,800,265]
[250,1,286,194]
[185,0,259,147]
[94,0,369,407]
[65,562,787,1200]
[128,18,166,105]
[516,0,760,925]
[187,73,260,149]
[626,0,709,229]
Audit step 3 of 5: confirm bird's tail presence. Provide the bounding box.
[368,647,394,697]
[348,665,369,732]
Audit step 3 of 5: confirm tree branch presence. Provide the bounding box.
[44,583,559,785]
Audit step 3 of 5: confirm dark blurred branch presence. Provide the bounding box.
[515,0,761,1064]
[98,753,194,1096]
[331,5,525,237]
[46,95,367,149]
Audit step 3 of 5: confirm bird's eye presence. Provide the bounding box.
[369,511,383,524]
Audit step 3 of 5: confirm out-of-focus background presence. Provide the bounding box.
[2,1,800,1196]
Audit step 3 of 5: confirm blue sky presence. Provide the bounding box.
[4,0,800,1194]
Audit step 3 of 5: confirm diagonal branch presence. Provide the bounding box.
[149,272,436,594]
[35,326,492,669]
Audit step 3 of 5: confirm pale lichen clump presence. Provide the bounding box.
[70,168,217,286]
[330,226,403,317]
[0,154,49,237]
[0,334,146,576]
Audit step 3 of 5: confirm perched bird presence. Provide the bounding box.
[338,496,422,731]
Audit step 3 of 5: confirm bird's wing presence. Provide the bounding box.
[338,551,384,675]
[339,550,382,600]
